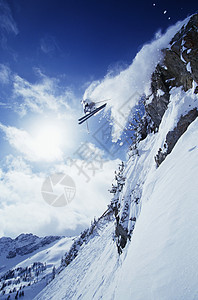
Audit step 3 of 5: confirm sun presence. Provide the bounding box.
[26,115,77,162]
[30,120,64,161]
[36,125,62,156]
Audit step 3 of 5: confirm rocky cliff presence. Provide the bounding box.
[147,13,198,128]
[113,13,198,253]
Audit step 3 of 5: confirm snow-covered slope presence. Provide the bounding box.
[115,117,198,300]
[35,115,198,300]
[34,13,198,300]
[0,234,61,275]
[34,216,118,300]
[0,234,74,299]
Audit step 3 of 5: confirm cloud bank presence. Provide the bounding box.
[13,71,75,117]
[0,123,64,162]
[0,63,10,84]
[0,154,119,238]
[84,17,190,141]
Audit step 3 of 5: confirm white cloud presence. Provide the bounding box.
[84,16,190,141]
[12,72,76,117]
[0,123,64,162]
[0,64,10,84]
[0,64,81,122]
[0,155,119,238]
[0,0,18,35]
[13,75,67,113]
[0,0,18,52]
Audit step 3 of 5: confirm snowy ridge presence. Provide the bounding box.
[114,84,198,251]
[114,12,198,254]
[0,234,61,275]
[0,235,74,299]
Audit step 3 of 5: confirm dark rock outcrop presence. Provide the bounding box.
[115,223,128,253]
[155,108,198,166]
[147,64,171,128]
[143,13,198,167]
[146,13,198,131]
[165,108,198,154]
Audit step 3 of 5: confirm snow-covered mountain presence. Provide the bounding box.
[1,13,198,300]
[0,234,61,271]
[0,234,74,299]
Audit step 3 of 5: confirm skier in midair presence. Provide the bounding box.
[81,99,96,114]
[78,98,109,125]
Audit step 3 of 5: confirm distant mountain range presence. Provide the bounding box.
[0,234,74,299]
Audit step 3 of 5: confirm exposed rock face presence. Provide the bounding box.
[144,13,198,167]
[116,13,198,253]
[155,108,198,167]
[115,223,128,252]
[146,13,198,131]
[165,108,198,154]
[147,64,171,128]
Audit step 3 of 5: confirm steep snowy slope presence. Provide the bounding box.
[34,13,198,299]
[35,219,117,300]
[115,118,198,300]
[35,115,198,300]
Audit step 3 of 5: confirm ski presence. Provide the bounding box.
[78,103,106,124]
[78,108,101,124]
[78,103,106,122]
[78,110,97,123]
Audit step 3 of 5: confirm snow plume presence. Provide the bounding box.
[84,17,190,142]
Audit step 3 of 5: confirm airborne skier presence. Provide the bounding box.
[81,99,96,114]
[78,99,108,125]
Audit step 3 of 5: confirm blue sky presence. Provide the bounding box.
[0,0,197,238]
[2,0,197,92]
[1,0,196,159]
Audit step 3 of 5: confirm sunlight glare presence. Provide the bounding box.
[33,122,63,161]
